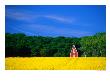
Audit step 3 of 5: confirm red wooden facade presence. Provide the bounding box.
[70,45,78,57]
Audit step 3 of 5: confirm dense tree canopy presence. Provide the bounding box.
[5,32,106,57]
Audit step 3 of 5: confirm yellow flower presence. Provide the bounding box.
[5,57,106,70]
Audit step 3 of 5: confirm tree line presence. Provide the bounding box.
[5,32,106,57]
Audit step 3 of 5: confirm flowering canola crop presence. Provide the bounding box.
[5,57,106,70]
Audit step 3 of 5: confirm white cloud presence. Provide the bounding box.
[6,10,75,24]
[6,12,35,21]
[43,15,75,23]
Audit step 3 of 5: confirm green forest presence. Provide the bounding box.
[5,32,106,57]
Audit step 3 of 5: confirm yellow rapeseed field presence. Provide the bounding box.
[5,57,106,70]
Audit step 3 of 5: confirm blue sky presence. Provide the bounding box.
[5,5,106,37]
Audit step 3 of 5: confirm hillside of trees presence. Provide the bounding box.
[5,32,106,57]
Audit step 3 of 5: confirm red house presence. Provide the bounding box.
[70,45,78,57]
